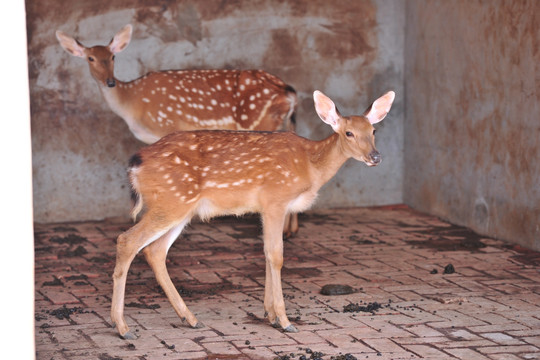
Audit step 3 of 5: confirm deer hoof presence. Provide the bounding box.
[120,331,138,340]
[192,322,205,329]
[284,324,299,333]
[271,320,281,328]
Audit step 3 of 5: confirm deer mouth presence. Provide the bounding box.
[364,157,381,167]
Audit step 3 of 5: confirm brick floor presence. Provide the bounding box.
[34,206,540,359]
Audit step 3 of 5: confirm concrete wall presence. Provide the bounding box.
[27,0,405,223]
[404,1,540,249]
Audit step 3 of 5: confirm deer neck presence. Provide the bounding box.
[95,79,159,143]
[308,133,349,187]
[95,78,129,112]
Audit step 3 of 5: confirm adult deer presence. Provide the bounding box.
[111,89,395,339]
[56,24,300,236]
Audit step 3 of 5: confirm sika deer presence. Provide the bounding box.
[111,90,395,339]
[55,24,297,142]
[56,24,300,236]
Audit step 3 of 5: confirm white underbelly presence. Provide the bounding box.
[287,191,318,213]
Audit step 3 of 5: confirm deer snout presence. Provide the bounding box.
[106,78,116,88]
[369,150,381,165]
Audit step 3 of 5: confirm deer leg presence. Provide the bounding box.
[142,220,202,329]
[111,216,169,339]
[264,260,277,325]
[262,209,298,333]
[283,213,299,239]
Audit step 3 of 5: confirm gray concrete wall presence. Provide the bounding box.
[404,0,540,249]
[28,0,405,223]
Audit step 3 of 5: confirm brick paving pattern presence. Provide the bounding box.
[34,206,540,359]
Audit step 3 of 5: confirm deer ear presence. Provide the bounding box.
[314,90,341,131]
[364,91,395,124]
[56,30,86,58]
[108,24,132,54]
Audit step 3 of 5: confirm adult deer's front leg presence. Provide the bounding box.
[262,208,298,332]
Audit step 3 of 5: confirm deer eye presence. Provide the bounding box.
[88,56,94,62]
[112,55,115,61]
[345,131,354,138]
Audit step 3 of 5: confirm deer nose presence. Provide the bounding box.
[106,78,116,88]
[370,151,381,165]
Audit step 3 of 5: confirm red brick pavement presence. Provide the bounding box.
[34,206,540,359]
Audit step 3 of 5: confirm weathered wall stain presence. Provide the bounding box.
[405,0,540,249]
[27,0,404,222]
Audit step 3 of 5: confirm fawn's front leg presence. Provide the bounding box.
[262,208,298,333]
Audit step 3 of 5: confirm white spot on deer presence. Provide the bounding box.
[189,144,197,150]
[240,85,246,91]
[249,95,255,101]
[216,183,229,189]
[249,103,256,110]
[216,84,222,90]
[170,186,177,191]
[167,106,173,112]
[166,179,173,184]
[211,99,218,106]
[245,78,251,85]
[174,156,181,164]
[168,94,177,101]
[263,88,270,94]
[241,114,248,121]
[176,110,183,115]
[142,98,150,103]
[158,110,167,118]
[180,97,186,103]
